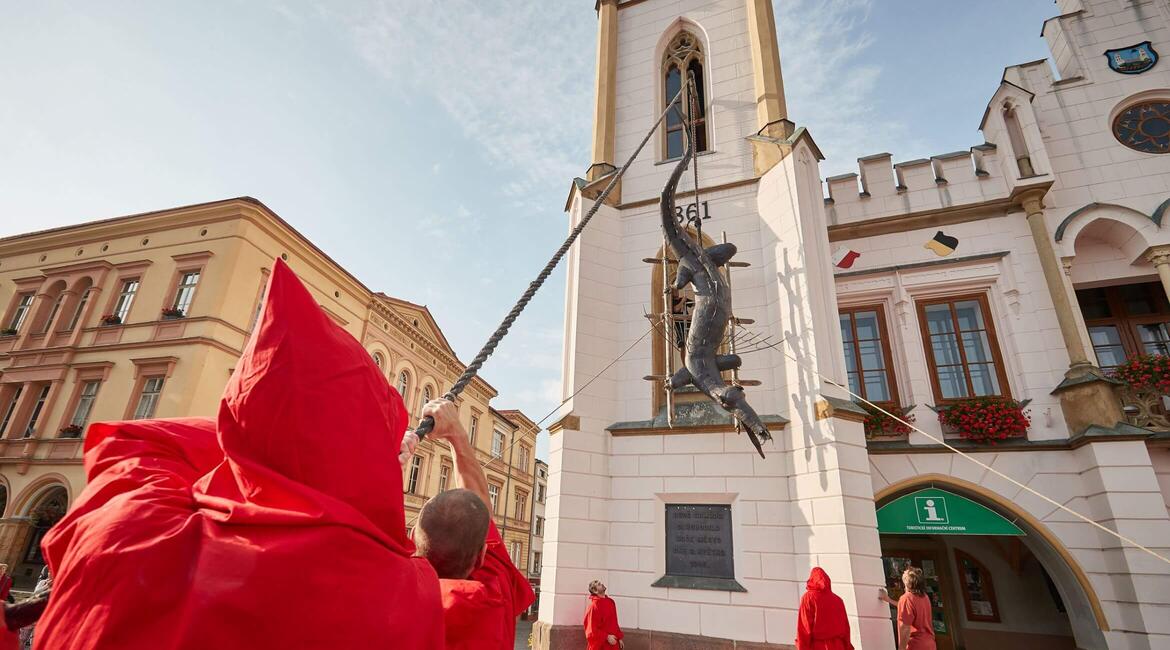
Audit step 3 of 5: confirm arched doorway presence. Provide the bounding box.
[15,485,67,587]
[875,477,1108,650]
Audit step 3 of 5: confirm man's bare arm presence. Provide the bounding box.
[421,400,490,509]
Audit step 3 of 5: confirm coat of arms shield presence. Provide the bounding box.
[1105,41,1159,74]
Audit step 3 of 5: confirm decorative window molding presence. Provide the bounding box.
[661,30,709,160]
[916,294,1011,403]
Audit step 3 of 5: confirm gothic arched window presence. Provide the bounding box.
[663,31,708,160]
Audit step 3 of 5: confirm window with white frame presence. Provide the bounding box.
[509,541,522,566]
[113,279,139,322]
[133,377,165,420]
[532,551,542,575]
[537,482,546,504]
[518,445,530,473]
[407,455,423,494]
[491,430,505,458]
[397,371,410,399]
[438,463,451,492]
[469,415,479,446]
[7,294,34,332]
[42,293,66,333]
[0,387,22,435]
[249,278,267,331]
[68,380,101,432]
[514,489,527,522]
[172,271,200,315]
[23,385,51,437]
[534,516,544,537]
[488,484,500,513]
[63,288,93,332]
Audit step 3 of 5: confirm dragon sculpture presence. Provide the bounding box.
[660,138,772,458]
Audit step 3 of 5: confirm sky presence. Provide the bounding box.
[0,0,1056,460]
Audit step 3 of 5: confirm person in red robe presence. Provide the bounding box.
[796,567,854,650]
[583,581,624,649]
[33,258,444,649]
[413,399,535,649]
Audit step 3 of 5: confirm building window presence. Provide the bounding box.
[537,482,546,504]
[7,293,34,332]
[917,295,1009,402]
[839,305,899,408]
[249,277,267,331]
[421,385,433,414]
[406,455,423,494]
[69,380,101,431]
[488,484,501,513]
[663,31,708,160]
[1113,100,1170,154]
[63,288,93,332]
[1077,282,1170,370]
[41,293,66,333]
[172,271,200,315]
[113,279,139,322]
[514,490,528,522]
[510,541,522,566]
[532,551,542,575]
[518,445,530,473]
[534,516,544,537]
[0,386,22,436]
[397,371,410,399]
[23,385,51,438]
[438,463,451,492]
[491,430,506,458]
[372,352,385,370]
[133,377,165,420]
[469,415,479,446]
[538,466,547,480]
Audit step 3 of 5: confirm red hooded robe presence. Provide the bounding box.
[583,594,623,650]
[796,567,854,650]
[439,520,535,649]
[35,258,444,650]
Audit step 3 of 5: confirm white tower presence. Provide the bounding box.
[536,1,893,648]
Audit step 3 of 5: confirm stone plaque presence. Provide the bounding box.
[664,504,734,579]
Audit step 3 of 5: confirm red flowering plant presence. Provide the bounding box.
[160,307,185,319]
[861,402,915,438]
[937,397,1030,443]
[1109,354,1170,395]
[100,314,122,326]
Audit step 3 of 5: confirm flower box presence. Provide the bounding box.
[59,424,83,438]
[1110,354,1170,429]
[100,314,122,326]
[862,402,915,439]
[936,397,1030,444]
[160,308,185,320]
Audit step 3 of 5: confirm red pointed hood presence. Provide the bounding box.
[807,567,832,591]
[214,258,411,549]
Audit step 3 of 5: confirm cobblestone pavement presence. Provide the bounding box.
[515,619,533,649]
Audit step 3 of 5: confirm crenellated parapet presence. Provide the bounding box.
[824,143,1011,224]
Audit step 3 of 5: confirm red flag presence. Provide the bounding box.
[37,259,443,650]
[832,247,860,269]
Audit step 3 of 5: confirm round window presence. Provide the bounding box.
[1113,101,1170,153]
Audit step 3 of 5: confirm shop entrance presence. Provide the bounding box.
[875,482,1108,650]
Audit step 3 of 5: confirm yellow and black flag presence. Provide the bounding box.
[924,230,958,257]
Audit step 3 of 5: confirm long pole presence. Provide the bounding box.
[414,85,688,439]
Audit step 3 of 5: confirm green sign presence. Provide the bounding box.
[877,488,1024,536]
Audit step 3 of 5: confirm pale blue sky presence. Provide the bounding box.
[0,1,1055,459]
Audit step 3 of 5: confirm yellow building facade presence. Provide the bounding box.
[0,197,537,587]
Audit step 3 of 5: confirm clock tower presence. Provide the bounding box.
[535,1,893,648]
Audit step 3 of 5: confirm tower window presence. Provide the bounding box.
[663,31,708,160]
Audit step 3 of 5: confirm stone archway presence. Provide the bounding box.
[10,484,68,587]
[875,475,1109,650]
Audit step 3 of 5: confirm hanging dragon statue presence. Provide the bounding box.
[660,138,772,458]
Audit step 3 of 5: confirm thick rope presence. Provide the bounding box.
[414,86,688,438]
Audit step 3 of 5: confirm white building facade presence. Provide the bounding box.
[536,1,1170,649]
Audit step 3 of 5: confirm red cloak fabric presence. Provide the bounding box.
[35,258,444,650]
[438,521,535,649]
[796,568,854,650]
[583,594,623,650]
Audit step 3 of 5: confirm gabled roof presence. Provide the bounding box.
[374,293,459,361]
[979,79,1036,131]
[495,408,540,433]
